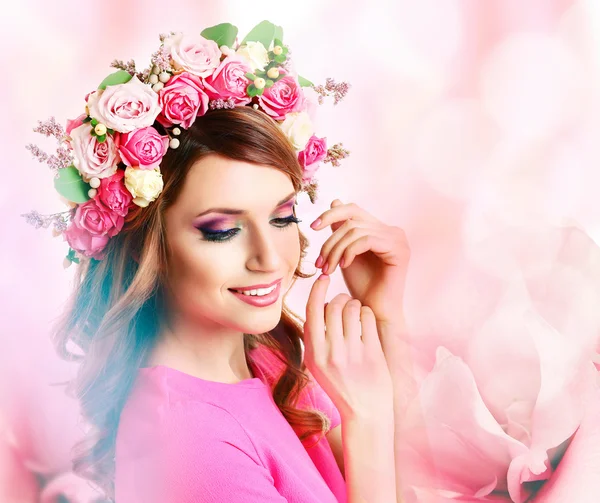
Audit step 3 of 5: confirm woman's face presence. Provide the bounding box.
[163,154,301,335]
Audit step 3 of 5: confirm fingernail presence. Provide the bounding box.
[340,257,345,268]
[315,255,324,268]
[318,274,329,281]
[311,218,322,229]
[322,262,329,274]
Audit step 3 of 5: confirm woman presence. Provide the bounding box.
[50,106,403,503]
[23,24,411,502]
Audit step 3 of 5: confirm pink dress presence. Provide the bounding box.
[115,344,347,502]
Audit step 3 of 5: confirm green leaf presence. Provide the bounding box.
[298,75,314,87]
[91,118,98,126]
[67,248,80,264]
[273,26,284,45]
[97,134,107,143]
[82,116,92,123]
[265,79,274,88]
[245,72,257,80]
[53,165,90,204]
[98,69,133,90]
[273,37,284,48]
[201,23,238,48]
[106,128,114,134]
[274,54,286,64]
[256,87,265,96]
[241,20,284,50]
[247,85,259,98]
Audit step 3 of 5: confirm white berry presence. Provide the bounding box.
[267,67,279,79]
[152,82,164,92]
[273,46,283,55]
[159,71,171,83]
[88,188,97,198]
[152,65,160,75]
[169,138,180,149]
[94,124,107,136]
[89,177,101,189]
[149,74,159,84]
[252,104,259,110]
[254,77,266,90]
[172,128,181,136]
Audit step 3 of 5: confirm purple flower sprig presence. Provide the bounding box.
[312,78,351,105]
[25,117,74,176]
[323,143,350,167]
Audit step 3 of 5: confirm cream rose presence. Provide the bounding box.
[235,41,270,72]
[279,111,314,150]
[87,77,161,133]
[124,166,164,207]
[163,32,222,78]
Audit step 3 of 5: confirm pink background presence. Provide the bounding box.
[1,0,600,501]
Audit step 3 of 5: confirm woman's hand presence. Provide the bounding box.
[303,273,394,421]
[310,199,410,329]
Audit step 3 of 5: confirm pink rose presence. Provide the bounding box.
[157,72,210,129]
[298,135,328,183]
[66,114,86,135]
[98,170,133,217]
[64,199,124,259]
[163,32,222,78]
[258,75,306,121]
[86,76,162,133]
[118,126,169,170]
[69,123,120,180]
[203,55,253,106]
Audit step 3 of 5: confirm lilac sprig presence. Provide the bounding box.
[21,208,75,232]
[209,98,236,110]
[26,117,75,176]
[323,143,350,167]
[110,59,137,75]
[137,45,173,84]
[312,78,351,105]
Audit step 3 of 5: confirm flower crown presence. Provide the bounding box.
[22,20,351,267]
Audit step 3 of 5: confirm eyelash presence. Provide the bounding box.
[199,215,302,243]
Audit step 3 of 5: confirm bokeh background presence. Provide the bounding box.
[1,0,600,501]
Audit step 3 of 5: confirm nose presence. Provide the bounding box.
[245,222,284,273]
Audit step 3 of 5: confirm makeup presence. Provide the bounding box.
[229,281,282,307]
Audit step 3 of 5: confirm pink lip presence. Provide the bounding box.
[229,282,282,307]
[229,278,282,291]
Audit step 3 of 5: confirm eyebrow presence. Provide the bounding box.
[195,191,297,218]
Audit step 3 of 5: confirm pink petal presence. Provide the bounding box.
[398,347,526,498]
[530,390,600,503]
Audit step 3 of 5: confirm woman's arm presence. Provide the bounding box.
[342,409,397,503]
[377,318,417,503]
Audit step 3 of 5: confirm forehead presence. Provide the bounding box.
[180,155,295,207]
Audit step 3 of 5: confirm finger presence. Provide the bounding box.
[359,305,383,353]
[316,219,369,270]
[342,299,364,362]
[326,227,389,274]
[340,232,402,270]
[311,201,381,231]
[304,273,331,356]
[325,293,353,360]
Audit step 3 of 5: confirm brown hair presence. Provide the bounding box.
[52,106,329,501]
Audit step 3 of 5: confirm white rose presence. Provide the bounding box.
[87,76,161,134]
[235,41,270,72]
[163,32,222,78]
[279,111,314,150]
[124,166,164,207]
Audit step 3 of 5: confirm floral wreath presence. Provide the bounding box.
[22,20,351,267]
